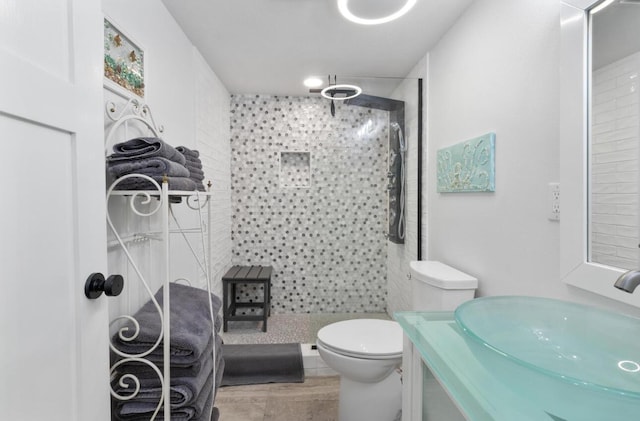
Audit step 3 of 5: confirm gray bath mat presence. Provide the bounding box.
[221,343,304,386]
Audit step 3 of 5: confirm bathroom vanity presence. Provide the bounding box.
[397,312,548,421]
[398,304,640,421]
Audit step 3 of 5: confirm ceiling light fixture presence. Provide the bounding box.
[320,84,362,101]
[304,77,324,88]
[337,0,417,25]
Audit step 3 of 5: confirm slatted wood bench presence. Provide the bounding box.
[222,265,272,332]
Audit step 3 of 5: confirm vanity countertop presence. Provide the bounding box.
[395,311,556,421]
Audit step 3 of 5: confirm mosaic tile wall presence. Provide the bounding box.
[230,94,389,313]
[280,151,311,188]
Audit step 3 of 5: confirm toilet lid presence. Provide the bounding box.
[316,319,403,358]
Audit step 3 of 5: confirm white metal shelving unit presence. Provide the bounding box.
[105,99,217,421]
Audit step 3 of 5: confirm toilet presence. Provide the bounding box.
[317,319,403,421]
[409,260,478,311]
[316,261,478,421]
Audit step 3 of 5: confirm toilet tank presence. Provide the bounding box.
[410,261,478,311]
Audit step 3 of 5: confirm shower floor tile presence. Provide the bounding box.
[220,312,390,344]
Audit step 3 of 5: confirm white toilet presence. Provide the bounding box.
[316,261,478,421]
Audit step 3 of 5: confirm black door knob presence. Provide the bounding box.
[85,273,124,299]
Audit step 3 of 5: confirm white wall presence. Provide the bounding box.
[426,0,564,299]
[103,0,231,314]
[193,49,233,297]
[103,1,195,146]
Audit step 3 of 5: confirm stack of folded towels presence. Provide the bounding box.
[177,146,206,192]
[111,283,224,421]
[107,137,206,192]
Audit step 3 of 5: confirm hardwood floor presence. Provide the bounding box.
[215,376,340,421]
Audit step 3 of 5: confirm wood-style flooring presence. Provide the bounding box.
[215,376,340,421]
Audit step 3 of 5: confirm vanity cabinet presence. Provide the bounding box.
[396,312,550,421]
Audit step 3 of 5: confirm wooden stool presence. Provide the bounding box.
[222,265,272,332]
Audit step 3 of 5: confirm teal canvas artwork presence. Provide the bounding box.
[437,133,496,193]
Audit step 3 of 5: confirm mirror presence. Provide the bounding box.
[560,0,640,307]
[589,1,640,270]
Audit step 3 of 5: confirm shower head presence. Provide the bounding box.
[390,122,406,152]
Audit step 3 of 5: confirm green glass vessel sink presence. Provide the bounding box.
[454,296,640,420]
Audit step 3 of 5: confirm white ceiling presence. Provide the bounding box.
[161,0,473,97]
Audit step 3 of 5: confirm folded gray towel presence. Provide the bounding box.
[188,168,205,188]
[107,157,190,178]
[113,344,222,412]
[114,369,215,421]
[176,146,200,159]
[190,174,205,183]
[109,137,187,166]
[112,283,222,366]
[187,167,205,178]
[113,175,197,192]
[185,160,205,190]
[112,333,222,379]
[185,160,203,171]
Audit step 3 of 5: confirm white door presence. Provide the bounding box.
[0,0,111,420]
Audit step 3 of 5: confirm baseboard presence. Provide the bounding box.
[301,343,338,377]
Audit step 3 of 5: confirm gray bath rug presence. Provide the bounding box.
[220,343,304,386]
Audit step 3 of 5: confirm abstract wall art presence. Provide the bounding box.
[437,132,496,193]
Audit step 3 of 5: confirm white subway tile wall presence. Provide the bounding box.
[591,52,640,269]
[194,50,232,298]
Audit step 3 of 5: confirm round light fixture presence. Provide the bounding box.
[304,77,324,88]
[337,0,417,25]
[320,84,362,101]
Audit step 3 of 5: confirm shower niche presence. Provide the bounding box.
[346,94,406,244]
[279,151,311,188]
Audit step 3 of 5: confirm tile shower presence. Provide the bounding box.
[230,94,389,313]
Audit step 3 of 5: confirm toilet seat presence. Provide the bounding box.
[316,319,403,359]
[317,340,402,360]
